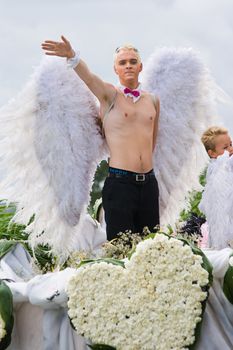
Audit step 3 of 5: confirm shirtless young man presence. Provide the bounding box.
[41,35,160,240]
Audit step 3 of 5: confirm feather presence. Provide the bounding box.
[0,57,106,254]
[142,47,219,228]
[0,48,222,253]
[199,152,233,249]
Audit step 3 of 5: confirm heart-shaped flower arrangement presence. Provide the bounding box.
[67,234,211,350]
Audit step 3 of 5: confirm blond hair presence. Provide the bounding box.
[114,44,141,63]
[201,126,228,152]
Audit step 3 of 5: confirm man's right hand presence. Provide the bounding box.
[41,35,75,58]
[41,35,115,107]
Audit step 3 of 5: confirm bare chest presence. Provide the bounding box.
[104,95,156,132]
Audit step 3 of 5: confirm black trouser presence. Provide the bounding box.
[102,168,160,241]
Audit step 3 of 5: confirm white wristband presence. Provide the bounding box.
[67,50,81,69]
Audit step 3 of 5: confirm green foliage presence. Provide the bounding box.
[223,254,233,305]
[180,170,207,221]
[0,241,16,259]
[88,344,116,350]
[0,201,56,272]
[0,201,28,242]
[0,280,14,349]
[78,258,125,269]
[89,160,108,215]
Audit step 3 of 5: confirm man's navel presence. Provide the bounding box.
[139,154,145,171]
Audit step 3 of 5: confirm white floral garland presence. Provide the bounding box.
[0,314,6,342]
[67,234,209,350]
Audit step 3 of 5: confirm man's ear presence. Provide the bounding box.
[208,149,216,158]
[139,63,143,72]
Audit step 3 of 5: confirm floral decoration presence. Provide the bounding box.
[67,234,211,350]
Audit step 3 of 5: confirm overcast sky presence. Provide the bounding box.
[1,0,233,132]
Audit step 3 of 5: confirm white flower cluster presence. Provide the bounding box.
[0,314,6,342]
[67,234,209,350]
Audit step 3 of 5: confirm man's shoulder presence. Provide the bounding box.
[141,90,159,100]
[141,91,160,108]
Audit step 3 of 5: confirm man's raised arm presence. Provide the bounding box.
[41,35,115,103]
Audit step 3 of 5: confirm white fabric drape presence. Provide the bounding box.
[1,245,233,349]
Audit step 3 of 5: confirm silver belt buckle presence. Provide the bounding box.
[136,174,145,181]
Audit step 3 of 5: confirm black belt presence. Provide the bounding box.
[108,170,155,182]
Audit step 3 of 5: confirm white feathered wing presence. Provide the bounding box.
[141,48,219,228]
[0,57,106,254]
[0,48,221,252]
[199,152,233,249]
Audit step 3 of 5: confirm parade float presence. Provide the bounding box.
[1,47,233,349]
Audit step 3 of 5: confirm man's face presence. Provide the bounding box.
[209,133,233,158]
[114,49,142,86]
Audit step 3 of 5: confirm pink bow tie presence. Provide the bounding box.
[123,87,140,98]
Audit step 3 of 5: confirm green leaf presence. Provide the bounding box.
[189,294,208,350]
[173,237,212,349]
[127,245,136,260]
[88,344,116,350]
[144,232,157,240]
[179,169,207,221]
[78,258,125,268]
[0,240,16,259]
[223,254,233,304]
[0,280,14,349]
[88,160,108,216]
[92,198,103,221]
[190,244,213,286]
